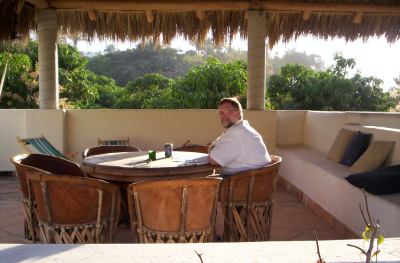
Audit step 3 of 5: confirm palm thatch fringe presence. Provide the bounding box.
[266,12,400,47]
[0,0,35,41]
[1,0,399,46]
[58,10,247,47]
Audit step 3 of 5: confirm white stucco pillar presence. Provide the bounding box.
[247,10,267,110]
[37,9,59,109]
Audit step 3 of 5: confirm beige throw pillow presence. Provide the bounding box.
[327,129,356,162]
[350,141,395,173]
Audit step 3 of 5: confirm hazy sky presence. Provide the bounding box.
[76,34,400,91]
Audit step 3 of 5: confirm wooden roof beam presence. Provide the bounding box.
[29,1,400,16]
[263,1,400,16]
[25,0,50,9]
[43,0,249,12]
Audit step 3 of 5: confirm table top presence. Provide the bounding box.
[82,151,216,183]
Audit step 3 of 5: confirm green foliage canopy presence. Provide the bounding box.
[1,41,397,112]
[87,44,194,86]
[266,53,395,111]
[173,57,247,108]
[0,48,38,109]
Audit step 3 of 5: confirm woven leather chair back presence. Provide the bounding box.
[10,154,84,243]
[26,172,120,244]
[220,155,282,242]
[82,145,139,159]
[127,177,222,243]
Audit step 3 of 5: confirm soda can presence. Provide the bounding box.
[165,143,173,158]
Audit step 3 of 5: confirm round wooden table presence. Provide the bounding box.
[82,151,216,183]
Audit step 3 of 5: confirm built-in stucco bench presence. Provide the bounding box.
[276,111,400,238]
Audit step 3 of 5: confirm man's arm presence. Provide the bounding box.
[208,155,221,167]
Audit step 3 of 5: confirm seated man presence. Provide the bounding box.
[208,97,271,176]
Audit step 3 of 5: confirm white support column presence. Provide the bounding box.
[37,9,59,109]
[247,10,267,110]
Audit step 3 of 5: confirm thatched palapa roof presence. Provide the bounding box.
[1,0,399,47]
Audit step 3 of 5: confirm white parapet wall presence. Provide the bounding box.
[0,110,65,171]
[1,238,400,262]
[276,110,307,146]
[0,109,277,171]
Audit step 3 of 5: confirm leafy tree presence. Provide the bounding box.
[193,38,248,63]
[90,78,129,109]
[332,53,355,77]
[126,73,173,93]
[271,49,325,74]
[267,63,316,109]
[58,43,101,108]
[87,44,194,86]
[120,73,175,108]
[173,57,247,108]
[0,48,38,109]
[125,85,176,109]
[267,54,394,111]
[388,74,400,112]
[104,44,117,54]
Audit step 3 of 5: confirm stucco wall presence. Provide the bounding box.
[303,111,347,154]
[2,109,398,171]
[303,111,400,155]
[1,109,277,170]
[0,110,65,171]
[66,109,277,163]
[0,110,26,171]
[345,112,400,129]
[276,110,307,146]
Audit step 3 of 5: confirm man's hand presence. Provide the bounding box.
[207,141,216,153]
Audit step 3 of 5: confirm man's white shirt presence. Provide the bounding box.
[210,120,271,175]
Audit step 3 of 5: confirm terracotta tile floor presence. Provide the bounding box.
[0,173,345,243]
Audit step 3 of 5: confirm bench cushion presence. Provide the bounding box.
[346,165,400,195]
[350,141,395,173]
[327,129,355,162]
[340,131,371,166]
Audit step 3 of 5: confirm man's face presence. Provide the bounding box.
[218,102,241,129]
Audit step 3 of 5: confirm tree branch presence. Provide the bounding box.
[195,250,204,263]
[314,231,325,263]
[362,189,373,225]
[347,244,366,255]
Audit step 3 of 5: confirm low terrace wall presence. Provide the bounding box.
[0,109,277,171]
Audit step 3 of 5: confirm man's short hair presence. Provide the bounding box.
[218,97,243,118]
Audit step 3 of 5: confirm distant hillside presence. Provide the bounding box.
[86,45,195,86]
[86,43,324,87]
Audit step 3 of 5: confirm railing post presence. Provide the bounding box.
[247,10,267,110]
